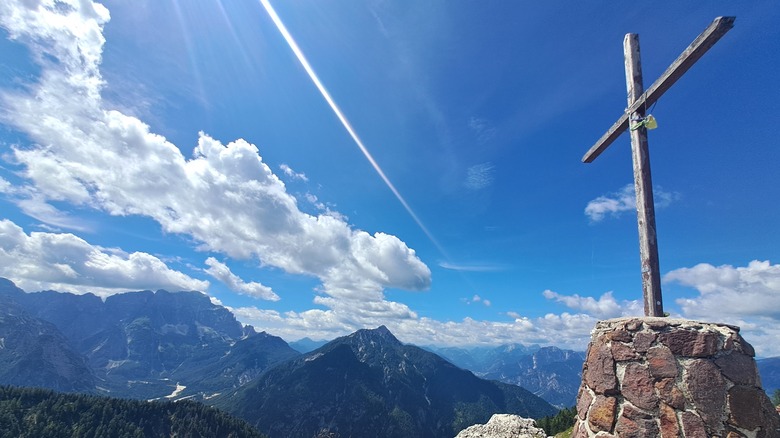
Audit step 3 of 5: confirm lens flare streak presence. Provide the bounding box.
[258,0,446,256]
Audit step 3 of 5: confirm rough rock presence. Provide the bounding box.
[583,340,616,395]
[621,362,658,411]
[455,414,547,438]
[647,346,677,379]
[658,402,679,438]
[587,395,616,433]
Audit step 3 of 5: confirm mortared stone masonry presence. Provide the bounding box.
[573,317,780,438]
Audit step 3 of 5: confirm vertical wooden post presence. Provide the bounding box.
[624,34,664,317]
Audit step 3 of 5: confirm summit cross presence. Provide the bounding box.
[582,17,735,317]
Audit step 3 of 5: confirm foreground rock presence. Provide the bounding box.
[455,414,547,438]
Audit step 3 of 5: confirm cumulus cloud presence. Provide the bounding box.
[279,164,308,182]
[585,184,679,222]
[303,192,347,221]
[0,0,430,319]
[462,294,491,307]
[543,289,641,320]
[204,257,279,301]
[0,219,208,296]
[231,304,596,350]
[230,288,620,350]
[477,295,492,307]
[663,260,780,356]
[464,163,495,190]
[665,260,780,320]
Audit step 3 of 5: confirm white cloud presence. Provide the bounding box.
[279,164,308,182]
[232,304,596,351]
[0,177,11,193]
[543,289,641,320]
[0,0,431,316]
[462,294,491,307]
[662,260,780,357]
[0,179,89,231]
[585,184,679,222]
[0,219,208,297]
[304,193,323,209]
[665,260,780,320]
[303,192,347,221]
[229,289,608,350]
[464,162,495,190]
[204,257,279,301]
[16,196,92,232]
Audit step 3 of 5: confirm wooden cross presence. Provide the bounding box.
[582,17,735,317]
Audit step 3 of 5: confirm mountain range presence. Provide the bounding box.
[428,344,585,408]
[0,292,95,393]
[0,278,557,437]
[0,278,298,400]
[3,278,777,436]
[757,357,780,397]
[216,326,556,437]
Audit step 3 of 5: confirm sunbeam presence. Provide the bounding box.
[170,0,209,107]
[214,0,256,74]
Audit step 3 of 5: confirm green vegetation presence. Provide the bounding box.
[772,388,780,406]
[536,406,576,436]
[0,385,264,438]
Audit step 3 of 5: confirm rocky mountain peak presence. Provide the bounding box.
[222,326,556,438]
[341,325,403,364]
[350,325,400,345]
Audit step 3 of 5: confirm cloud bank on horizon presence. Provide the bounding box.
[0,0,779,356]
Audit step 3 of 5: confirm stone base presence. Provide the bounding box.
[573,317,780,438]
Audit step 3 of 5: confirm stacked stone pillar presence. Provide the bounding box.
[573,317,780,438]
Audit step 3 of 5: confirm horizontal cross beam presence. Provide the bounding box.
[582,16,735,163]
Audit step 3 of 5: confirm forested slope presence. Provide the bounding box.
[0,385,264,438]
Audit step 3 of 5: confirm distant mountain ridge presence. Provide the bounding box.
[288,337,328,353]
[0,278,298,399]
[0,290,95,393]
[0,279,557,437]
[216,326,557,438]
[428,344,585,408]
[757,357,780,396]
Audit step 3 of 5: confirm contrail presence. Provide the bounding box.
[259,0,447,256]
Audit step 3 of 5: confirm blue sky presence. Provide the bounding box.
[1,0,779,355]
